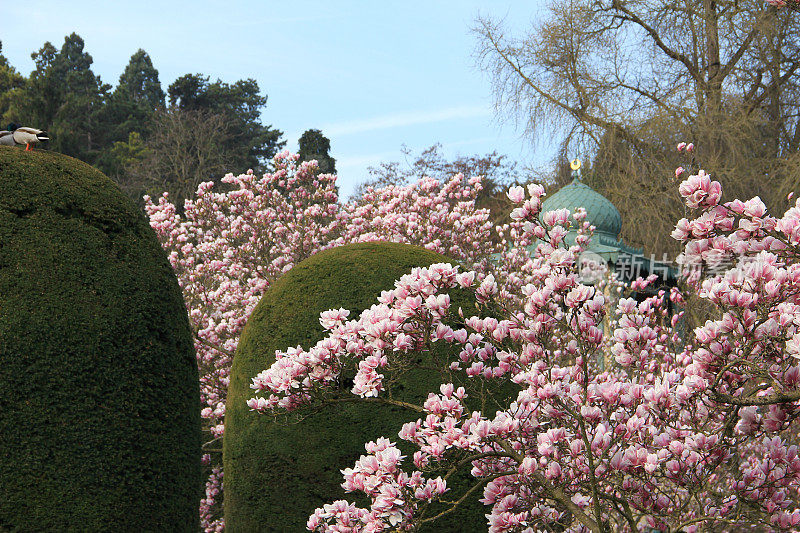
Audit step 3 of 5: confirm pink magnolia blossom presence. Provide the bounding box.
[146,152,498,530]
[250,169,800,532]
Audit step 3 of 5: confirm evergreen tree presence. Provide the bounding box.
[115,49,165,109]
[297,128,336,175]
[107,131,149,203]
[0,35,286,206]
[8,41,58,128]
[95,49,164,177]
[6,33,109,162]
[0,41,27,122]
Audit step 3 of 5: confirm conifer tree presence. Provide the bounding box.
[6,33,109,162]
[0,41,26,121]
[298,128,336,175]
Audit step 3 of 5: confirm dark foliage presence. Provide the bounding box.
[298,128,337,175]
[0,147,202,531]
[0,36,285,204]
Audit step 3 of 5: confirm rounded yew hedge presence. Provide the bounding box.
[224,241,490,532]
[0,147,202,531]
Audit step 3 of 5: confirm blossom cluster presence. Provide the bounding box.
[765,0,800,8]
[306,437,448,532]
[341,173,495,270]
[250,161,800,531]
[145,152,497,530]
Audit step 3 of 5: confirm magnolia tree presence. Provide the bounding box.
[144,152,496,531]
[248,152,800,531]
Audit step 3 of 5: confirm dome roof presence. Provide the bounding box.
[541,178,622,238]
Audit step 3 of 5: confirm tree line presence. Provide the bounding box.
[0,33,336,207]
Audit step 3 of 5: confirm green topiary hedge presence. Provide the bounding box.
[0,147,202,531]
[224,241,492,532]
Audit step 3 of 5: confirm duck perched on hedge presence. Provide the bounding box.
[0,124,49,151]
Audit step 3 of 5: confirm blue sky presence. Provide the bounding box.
[1,1,551,198]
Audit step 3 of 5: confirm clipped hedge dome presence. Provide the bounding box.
[224,242,489,532]
[0,147,202,531]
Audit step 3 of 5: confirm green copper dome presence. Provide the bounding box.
[541,178,622,238]
[513,166,678,284]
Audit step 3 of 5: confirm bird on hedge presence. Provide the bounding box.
[0,129,13,147]
[1,124,49,151]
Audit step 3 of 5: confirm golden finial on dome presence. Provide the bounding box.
[570,158,582,180]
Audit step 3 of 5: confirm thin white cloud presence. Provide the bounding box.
[323,105,491,137]
[226,14,342,28]
[336,151,401,169]
[441,135,512,149]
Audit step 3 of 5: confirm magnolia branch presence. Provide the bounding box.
[710,389,800,406]
[325,395,426,413]
[193,330,236,358]
[494,439,603,533]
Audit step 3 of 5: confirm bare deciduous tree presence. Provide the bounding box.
[125,107,233,208]
[475,0,800,256]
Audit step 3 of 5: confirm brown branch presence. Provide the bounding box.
[598,493,638,532]
[324,396,426,413]
[494,439,602,533]
[193,330,236,358]
[747,60,800,112]
[610,0,704,86]
[719,24,762,82]
[615,81,684,121]
[573,405,608,533]
[710,389,800,406]
[441,451,506,482]
[202,436,223,450]
[477,17,642,149]
[419,472,506,525]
